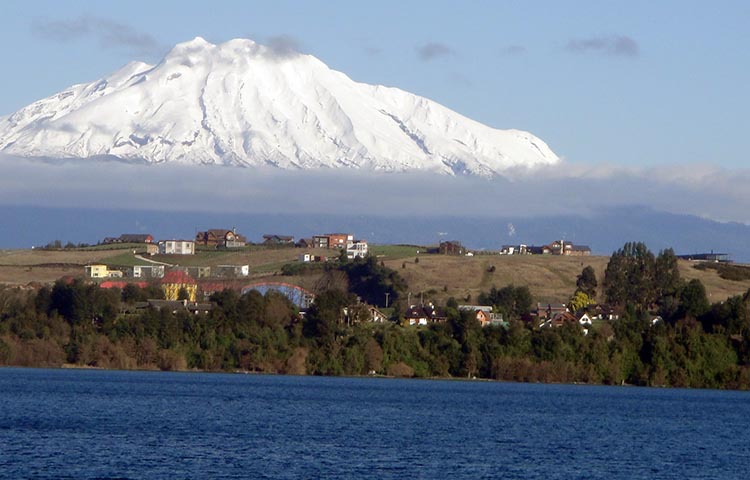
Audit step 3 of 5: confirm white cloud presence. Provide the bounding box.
[0,155,748,225]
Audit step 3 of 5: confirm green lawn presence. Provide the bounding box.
[101,252,144,268]
[369,244,428,260]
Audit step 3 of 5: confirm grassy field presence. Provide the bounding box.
[1,246,749,305]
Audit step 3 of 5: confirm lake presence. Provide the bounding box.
[0,368,748,479]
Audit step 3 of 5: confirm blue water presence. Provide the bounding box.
[0,368,748,479]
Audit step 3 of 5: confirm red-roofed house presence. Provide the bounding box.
[161,270,198,301]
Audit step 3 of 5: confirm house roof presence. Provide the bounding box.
[118,234,153,243]
[100,281,148,289]
[263,234,294,241]
[161,270,197,285]
[405,305,447,320]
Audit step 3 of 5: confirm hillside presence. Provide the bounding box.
[1,246,749,304]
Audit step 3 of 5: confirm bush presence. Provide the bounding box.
[387,361,414,378]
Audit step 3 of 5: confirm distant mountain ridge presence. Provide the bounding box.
[1,205,748,263]
[0,37,558,177]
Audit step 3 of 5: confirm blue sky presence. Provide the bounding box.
[2,0,749,169]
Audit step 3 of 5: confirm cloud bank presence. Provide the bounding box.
[0,155,747,226]
[566,35,639,57]
[416,42,455,61]
[31,15,163,56]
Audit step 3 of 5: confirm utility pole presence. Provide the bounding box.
[385,292,390,308]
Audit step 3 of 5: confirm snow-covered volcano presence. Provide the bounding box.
[0,37,559,176]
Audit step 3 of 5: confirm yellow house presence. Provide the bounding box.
[160,270,198,301]
[85,264,122,278]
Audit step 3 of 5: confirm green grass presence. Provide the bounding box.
[73,243,148,253]
[253,261,292,274]
[101,252,143,268]
[369,244,427,260]
[150,251,232,266]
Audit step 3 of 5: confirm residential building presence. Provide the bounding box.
[500,244,529,255]
[85,264,122,278]
[458,305,505,327]
[314,233,354,250]
[160,270,198,301]
[159,240,195,255]
[677,252,731,263]
[439,241,465,256]
[296,238,314,249]
[103,234,154,244]
[213,265,250,278]
[405,304,448,326]
[262,234,295,246]
[195,229,247,248]
[313,235,330,249]
[546,240,591,256]
[129,265,165,279]
[346,240,368,259]
[183,266,211,279]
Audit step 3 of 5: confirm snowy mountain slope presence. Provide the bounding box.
[0,37,559,176]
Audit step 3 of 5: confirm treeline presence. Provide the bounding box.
[1,246,749,389]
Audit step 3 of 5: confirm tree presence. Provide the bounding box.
[478,285,533,320]
[655,248,681,298]
[678,279,709,320]
[568,291,594,313]
[340,256,407,307]
[604,242,657,312]
[575,266,598,298]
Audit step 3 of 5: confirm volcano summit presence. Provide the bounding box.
[0,37,558,177]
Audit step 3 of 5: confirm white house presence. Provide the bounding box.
[346,240,368,259]
[159,240,195,255]
[131,265,166,279]
[214,265,250,277]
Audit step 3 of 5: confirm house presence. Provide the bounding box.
[313,235,330,249]
[342,303,390,325]
[195,229,247,248]
[549,311,578,328]
[145,244,159,255]
[299,254,328,263]
[677,252,731,263]
[129,265,165,279]
[439,241,465,256]
[262,234,295,246]
[160,270,198,301]
[85,264,122,278]
[536,302,568,321]
[296,238,314,249]
[405,304,448,326]
[213,265,250,278]
[500,244,528,255]
[368,306,389,323]
[184,266,211,278]
[346,240,369,259]
[546,240,591,256]
[103,234,154,244]
[159,240,195,255]
[577,312,594,326]
[458,305,505,327]
[313,233,354,250]
[588,303,620,321]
